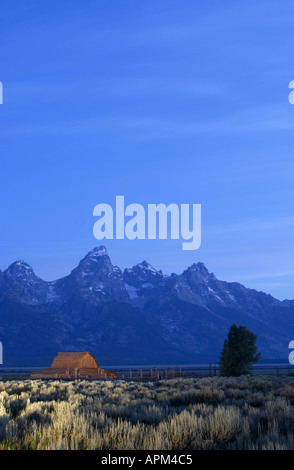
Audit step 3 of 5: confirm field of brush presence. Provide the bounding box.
[1,375,294,450]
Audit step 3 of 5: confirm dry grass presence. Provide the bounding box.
[0,375,294,450]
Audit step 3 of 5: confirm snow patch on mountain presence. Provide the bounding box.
[124,283,139,299]
[94,282,105,292]
[142,283,154,289]
[47,283,60,303]
[208,287,224,303]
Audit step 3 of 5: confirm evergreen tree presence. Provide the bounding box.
[219,324,261,376]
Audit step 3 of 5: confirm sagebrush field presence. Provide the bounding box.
[1,375,294,450]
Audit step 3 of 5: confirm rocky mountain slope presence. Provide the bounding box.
[0,246,293,366]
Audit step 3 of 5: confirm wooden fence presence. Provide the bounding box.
[114,363,294,380]
[117,364,218,380]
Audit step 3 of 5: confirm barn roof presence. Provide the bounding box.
[51,352,98,369]
[30,351,117,379]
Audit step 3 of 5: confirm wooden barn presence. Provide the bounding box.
[30,352,117,380]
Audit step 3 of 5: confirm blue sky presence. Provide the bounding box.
[1,0,294,300]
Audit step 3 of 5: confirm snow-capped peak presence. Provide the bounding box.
[191,262,209,273]
[137,260,158,274]
[13,260,32,268]
[6,260,35,278]
[86,246,108,259]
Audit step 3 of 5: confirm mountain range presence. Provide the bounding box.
[0,245,293,367]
